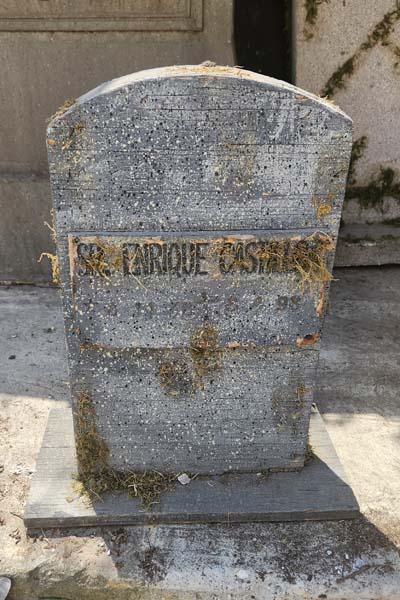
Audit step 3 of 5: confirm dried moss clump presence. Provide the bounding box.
[158,360,194,397]
[305,439,316,464]
[48,98,75,122]
[190,324,222,388]
[296,385,310,409]
[78,241,123,278]
[210,233,334,292]
[285,233,334,291]
[322,8,400,96]
[74,391,175,508]
[257,233,334,292]
[75,391,109,482]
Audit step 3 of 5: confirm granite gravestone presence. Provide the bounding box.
[47,66,352,481]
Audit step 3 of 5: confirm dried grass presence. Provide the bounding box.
[304,439,316,464]
[48,98,75,122]
[38,252,59,285]
[38,209,59,285]
[74,391,175,508]
[209,232,334,293]
[78,242,123,278]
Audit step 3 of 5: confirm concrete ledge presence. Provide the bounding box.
[336,224,400,266]
[25,406,359,529]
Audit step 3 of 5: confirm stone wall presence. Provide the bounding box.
[3,1,400,282]
[294,0,400,265]
[0,0,234,283]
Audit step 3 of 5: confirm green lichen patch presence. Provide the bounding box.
[303,0,329,40]
[340,234,375,245]
[38,252,59,285]
[346,167,400,210]
[382,217,400,226]
[322,8,400,96]
[361,9,400,52]
[347,136,368,186]
[344,137,400,211]
[323,57,355,97]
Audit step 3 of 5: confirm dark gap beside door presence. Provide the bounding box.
[234,0,292,83]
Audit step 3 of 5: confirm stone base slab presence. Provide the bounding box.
[24,405,359,529]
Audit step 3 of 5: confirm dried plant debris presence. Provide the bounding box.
[209,232,334,291]
[75,391,109,480]
[296,384,310,408]
[38,209,59,285]
[74,391,176,509]
[322,8,400,96]
[44,209,57,244]
[77,240,123,278]
[271,379,310,434]
[158,360,195,397]
[38,252,59,285]
[305,439,316,463]
[48,97,75,122]
[62,120,85,150]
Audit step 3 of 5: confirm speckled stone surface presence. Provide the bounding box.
[47,66,352,474]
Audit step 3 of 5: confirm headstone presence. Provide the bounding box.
[47,66,352,481]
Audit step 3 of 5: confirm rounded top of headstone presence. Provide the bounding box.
[48,65,352,128]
